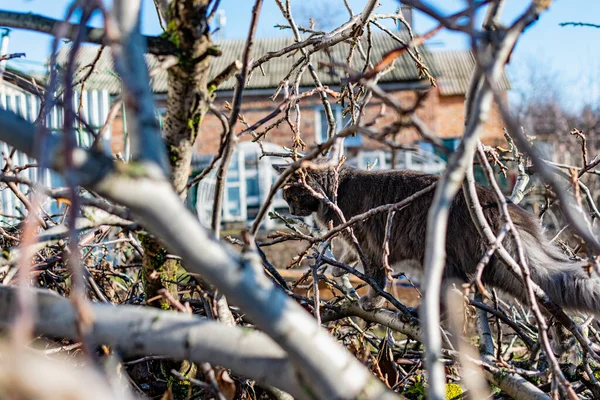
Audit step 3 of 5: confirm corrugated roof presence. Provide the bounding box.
[433,50,510,95]
[56,33,509,96]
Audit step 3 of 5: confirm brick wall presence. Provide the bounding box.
[108,86,508,156]
[193,87,508,155]
[436,95,507,147]
[110,112,126,155]
[194,88,442,155]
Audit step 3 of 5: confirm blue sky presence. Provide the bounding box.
[2,0,600,110]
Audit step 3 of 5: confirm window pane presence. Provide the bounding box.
[246,175,259,198]
[230,155,238,169]
[227,186,242,217]
[318,109,329,143]
[227,156,239,182]
[244,152,259,202]
[341,108,362,146]
[418,141,435,154]
[442,138,461,151]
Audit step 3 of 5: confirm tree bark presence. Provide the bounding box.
[141,0,215,309]
[163,0,213,195]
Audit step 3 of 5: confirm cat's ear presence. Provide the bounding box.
[272,164,288,174]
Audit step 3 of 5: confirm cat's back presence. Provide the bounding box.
[344,167,438,193]
[338,167,438,209]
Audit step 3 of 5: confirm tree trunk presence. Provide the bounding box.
[141,0,213,308]
[140,234,179,310]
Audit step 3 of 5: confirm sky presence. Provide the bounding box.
[2,0,600,111]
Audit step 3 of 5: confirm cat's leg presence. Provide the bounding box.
[358,257,388,311]
[331,249,360,300]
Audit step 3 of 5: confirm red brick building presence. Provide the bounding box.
[61,34,509,153]
[58,33,510,229]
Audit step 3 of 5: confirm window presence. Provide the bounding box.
[0,90,77,225]
[418,141,434,154]
[417,139,463,165]
[442,138,461,151]
[440,138,460,161]
[195,142,291,230]
[223,151,247,221]
[315,105,362,147]
[244,152,260,204]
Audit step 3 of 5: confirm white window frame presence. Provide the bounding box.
[313,106,345,143]
[262,159,290,230]
[241,142,289,230]
[223,150,248,222]
[196,142,303,230]
[315,106,331,144]
[244,151,261,207]
[315,105,364,148]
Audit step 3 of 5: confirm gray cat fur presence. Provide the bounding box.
[274,162,600,317]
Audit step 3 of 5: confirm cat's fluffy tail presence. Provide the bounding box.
[519,228,600,317]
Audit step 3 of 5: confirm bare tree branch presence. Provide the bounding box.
[108,0,169,176]
[0,10,174,55]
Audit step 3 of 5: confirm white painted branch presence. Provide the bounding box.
[447,292,491,400]
[473,295,550,400]
[421,63,492,400]
[0,286,308,398]
[483,368,550,400]
[421,3,549,398]
[109,0,169,175]
[0,341,135,400]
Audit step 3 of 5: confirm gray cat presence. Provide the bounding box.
[274,161,600,316]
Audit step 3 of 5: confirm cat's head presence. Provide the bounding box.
[272,160,336,217]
